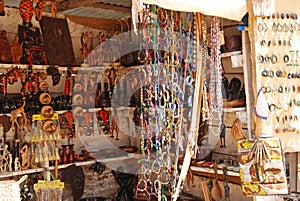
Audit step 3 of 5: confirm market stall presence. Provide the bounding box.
[0,0,298,200]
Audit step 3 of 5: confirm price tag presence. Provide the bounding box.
[33,113,58,121]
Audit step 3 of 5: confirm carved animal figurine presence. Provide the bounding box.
[10,99,27,130]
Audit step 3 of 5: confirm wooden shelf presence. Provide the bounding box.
[0,154,139,179]
[0,63,141,71]
[188,165,241,185]
[0,168,45,179]
[223,107,246,113]
[1,106,136,117]
[221,51,242,58]
[0,160,95,179]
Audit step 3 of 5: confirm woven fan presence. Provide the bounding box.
[231,117,247,142]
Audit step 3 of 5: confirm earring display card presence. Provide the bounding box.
[253,12,300,151]
[39,17,76,66]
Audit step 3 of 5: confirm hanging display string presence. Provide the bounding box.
[201,15,210,121]
[136,5,197,200]
[209,16,224,136]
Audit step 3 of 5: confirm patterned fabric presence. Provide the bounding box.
[237,137,288,196]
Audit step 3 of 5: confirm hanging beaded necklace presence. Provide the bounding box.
[209,16,224,136]
[136,5,197,200]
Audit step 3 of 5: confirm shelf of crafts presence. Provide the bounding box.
[186,165,242,185]
[56,107,135,114]
[0,154,139,179]
[1,106,136,117]
[0,160,96,179]
[0,63,141,72]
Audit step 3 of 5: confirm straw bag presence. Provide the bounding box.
[237,136,288,196]
[0,175,28,201]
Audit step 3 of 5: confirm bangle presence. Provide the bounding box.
[289,23,294,32]
[282,71,287,78]
[258,23,263,32]
[262,69,269,77]
[277,23,283,32]
[283,23,289,32]
[272,22,278,32]
[271,54,277,64]
[284,55,289,63]
[268,103,280,112]
[258,55,265,63]
[136,179,148,192]
[265,56,272,63]
[276,70,282,77]
[261,86,271,93]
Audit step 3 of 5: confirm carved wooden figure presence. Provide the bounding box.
[33,0,44,21]
[19,0,34,27]
[80,32,89,63]
[14,157,21,171]
[0,0,5,16]
[10,36,23,64]
[8,153,12,171]
[20,143,30,169]
[51,0,57,18]
[0,144,9,171]
[10,99,27,130]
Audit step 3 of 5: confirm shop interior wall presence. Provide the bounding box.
[0,7,137,199]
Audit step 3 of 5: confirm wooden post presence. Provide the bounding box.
[55,160,59,179]
[200,179,212,201]
[246,0,260,138]
[172,12,204,201]
[242,30,254,140]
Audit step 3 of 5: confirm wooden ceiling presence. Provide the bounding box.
[56,0,131,13]
[53,0,132,31]
[4,0,132,31]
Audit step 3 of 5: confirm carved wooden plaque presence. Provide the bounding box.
[40,17,76,66]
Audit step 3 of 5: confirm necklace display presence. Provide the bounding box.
[135,5,197,200]
[208,16,224,137]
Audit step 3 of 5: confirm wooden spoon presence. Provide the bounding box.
[211,161,223,201]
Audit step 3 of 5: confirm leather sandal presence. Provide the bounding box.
[198,120,209,146]
[226,77,242,100]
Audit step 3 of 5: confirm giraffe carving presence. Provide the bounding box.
[10,99,27,130]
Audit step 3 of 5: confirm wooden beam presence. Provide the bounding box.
[89,3,131,13]
[66,15,120,32]
[57,0,100,12]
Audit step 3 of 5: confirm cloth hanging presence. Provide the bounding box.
[254,89,269,120]
[132,0,247,32]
